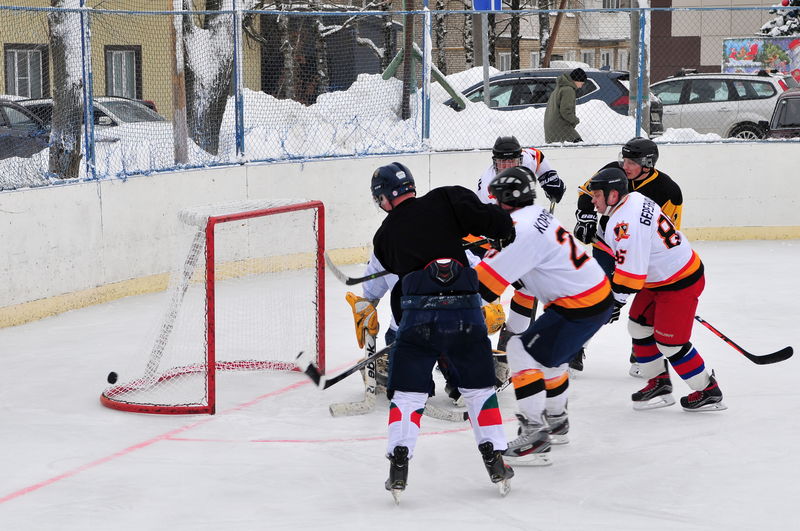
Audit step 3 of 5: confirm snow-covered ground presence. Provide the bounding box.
[1,238,798,530]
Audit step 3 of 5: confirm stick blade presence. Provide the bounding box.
[296,351,323,386]
[747,345,794,365]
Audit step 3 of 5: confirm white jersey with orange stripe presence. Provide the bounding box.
[601,191,701,299]
[475,204,610,316]
[476,148,553,204]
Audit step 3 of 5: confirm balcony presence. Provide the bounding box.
[578,11,631,42]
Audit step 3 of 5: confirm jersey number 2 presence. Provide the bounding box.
[556,227,590,269]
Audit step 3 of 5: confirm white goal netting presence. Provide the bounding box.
[101,199,324,414]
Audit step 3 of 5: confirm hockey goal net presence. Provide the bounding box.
[101,199,325,415]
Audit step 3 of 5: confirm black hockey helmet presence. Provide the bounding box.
[587,167,629,204]
[620,137,659,169]
[488,166,536,208]
[492,135,522,160]
[371,162,415,203]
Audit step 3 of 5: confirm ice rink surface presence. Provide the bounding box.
[1,240,798,531]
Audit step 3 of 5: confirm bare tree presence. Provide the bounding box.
[180,0,234,156]
[434,0,448,75]
[47,0,84,179]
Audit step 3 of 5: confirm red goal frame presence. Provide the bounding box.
[101,200,325,415]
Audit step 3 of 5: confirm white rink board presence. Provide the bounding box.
[1,142,799,314]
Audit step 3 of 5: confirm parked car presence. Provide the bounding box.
[18,96,165,127]
[444,68,664,136]
[0,99,49,160]
[650,70,795,139]
[760,88,800,139]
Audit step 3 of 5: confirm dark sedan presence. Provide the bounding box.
[445,68,663,136]
[0,99,49,160]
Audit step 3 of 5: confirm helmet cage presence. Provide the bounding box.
[488,166,536,208]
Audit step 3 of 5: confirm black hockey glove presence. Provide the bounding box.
[573,209,598,244]
[607,299,626,324]
[490,226,516,251]
[538,170,566,204]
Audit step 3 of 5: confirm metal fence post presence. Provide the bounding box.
[232,0,245,160]
[422,2,432,142]
[635,7,646,138]
[79,0,96,180]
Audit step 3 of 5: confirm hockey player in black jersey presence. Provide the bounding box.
[369,162,516,501]
[572,137,683,374]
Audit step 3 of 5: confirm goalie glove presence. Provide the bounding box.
[482,303,506,335]
[538,170,566,203]
[346,292,379,349]
[573,209,598,244]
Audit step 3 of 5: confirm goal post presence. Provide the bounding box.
[101,199,325,415]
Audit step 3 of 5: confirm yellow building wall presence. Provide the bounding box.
[1,1,262,118]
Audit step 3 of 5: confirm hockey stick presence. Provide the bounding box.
[297,343,391,390]
[329,334,378,416]
[325,237,493,286]
[694,315,793,365]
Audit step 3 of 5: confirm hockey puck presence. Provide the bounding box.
[107,371,118,384]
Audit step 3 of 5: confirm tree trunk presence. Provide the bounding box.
[538,0,551,67]
[382,4,396,71]
[47,1,83,180]
[182,0,234,156]
[434,0,447,75]
[401,0,415,120]
[510,0,521,70]
[464,11,474,68]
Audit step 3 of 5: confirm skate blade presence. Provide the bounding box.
[682,400,727,412]
[497,479,511,497]
[390,489,403,505]
[549,433,569,445]
[629,364,645,378]
[632,394,676,410]
[503,452,552,467]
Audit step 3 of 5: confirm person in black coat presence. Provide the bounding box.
[367,162,516,501]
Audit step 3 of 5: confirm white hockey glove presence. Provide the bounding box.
[346,292,379,349]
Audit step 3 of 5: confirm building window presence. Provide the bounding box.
[4,44,49,98]
[603,0,620,8]
[618,49,629,71]
[600,49,613,69]
[499,52,512,71]
[530,52,540,69]
[581,50,595,68]
[104,45,142,99]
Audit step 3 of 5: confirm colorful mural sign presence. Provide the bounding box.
[723,37,800,83]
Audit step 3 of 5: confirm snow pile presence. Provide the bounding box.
[1,68,724,190]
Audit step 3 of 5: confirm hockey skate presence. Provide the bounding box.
[680,373,727,412]
[631,371,675,410]
[502,414,552,466]
[478,442,514,497]
[545,411,569,445]
[385,446,409,504]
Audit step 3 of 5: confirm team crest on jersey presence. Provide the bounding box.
[613,222,630,242]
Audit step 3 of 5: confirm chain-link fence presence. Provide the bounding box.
[1,2,798,190]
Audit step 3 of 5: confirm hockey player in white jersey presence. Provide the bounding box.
[587,167,726,412]
[475,166,614,465]
[475,136,568,367]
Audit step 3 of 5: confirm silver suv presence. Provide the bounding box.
[650,70,796,139]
